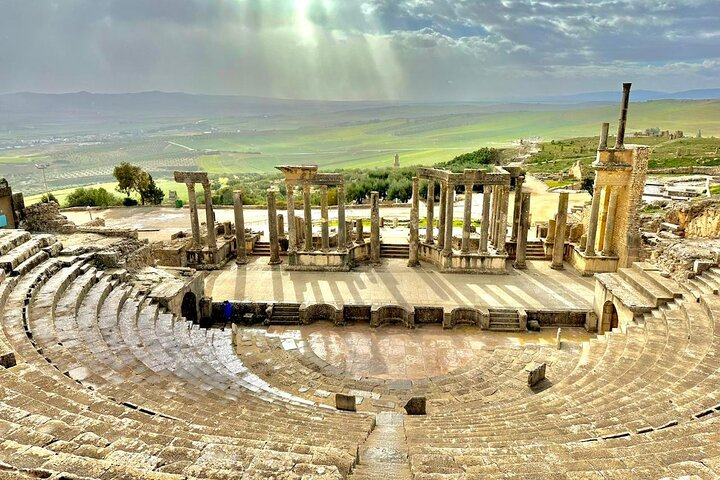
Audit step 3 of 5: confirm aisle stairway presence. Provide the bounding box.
[380,243,409,259]
[252,241,271,256]
[348,412,411,480]
[269,303,302,325]
[525,240,547,259]
[488,308,521,331]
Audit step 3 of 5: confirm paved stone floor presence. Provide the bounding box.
[205,257,595,310]
[268,323,590,379]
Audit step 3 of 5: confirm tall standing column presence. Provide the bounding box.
[425,180,435,244]
[437,182,447,250]
[514,192,531,269]
[320,185,329,252]
[489,186,497,243]
[442,184,454,256]
[233,191,247,265]
[496,186,509,254]
[202,181,217,250]
[371,191,381,264]
[461,183,473,253]
[551,192,569,270]
[303,183,313,251]
[584,184,602,256]
[602,188,619,256]
[479,187,491,253]
[511,175,525,241]
[267,189,281,265]
[286,183,297,254]
[408,177,420,266]
[337,184,347,252]
[186,182,201,248]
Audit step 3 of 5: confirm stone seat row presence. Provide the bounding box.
[234,326,580,413]
[0,232,373,478]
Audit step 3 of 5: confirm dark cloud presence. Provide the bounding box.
[0,0,717,100]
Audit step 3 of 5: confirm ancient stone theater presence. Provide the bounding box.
[0,84,719,479]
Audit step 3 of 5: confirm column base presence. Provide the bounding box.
[268,258,283,265]
[513,261,527,270]
[235,257,248,265]
[550,262,564,270]
[407,259,420,267]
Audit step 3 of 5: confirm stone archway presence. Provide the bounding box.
[181,292,198,323]
[601,300,619,334]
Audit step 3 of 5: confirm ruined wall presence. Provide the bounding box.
[666,197,720,239]
[23,201,77,234]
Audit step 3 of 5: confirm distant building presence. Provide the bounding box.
[393,153,400,168]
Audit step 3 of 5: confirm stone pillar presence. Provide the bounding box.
[488,186,496,243]
[277,214,285,237]
[514,192,531,269]
[233,191,247,265]
[346,220,353,248]
[479,186,491,253]
[337,184,347,252]
[442,185,454,256]
[186,182,201,248]
[303,183,313,251]
[286,183,297,254]
[551,192,569,270]
[437,182,447,250]
[496,186,509,254]
[511,176,524,241]
[547,218,556,244]
[371,191,381,264]
[602,188,619,256]
[355,218,364,244]
[267,189,281,265]
[202,181,217,250]
[584,184,602,256]
[408,177,420,266]
[425,180,435,244]
[598,122,610,150]
[461,183,473,253]
[320,185,329,252]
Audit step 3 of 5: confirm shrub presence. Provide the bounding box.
[122,197,139,207]
[65,187,122,207]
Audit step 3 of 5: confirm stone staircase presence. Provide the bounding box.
[252,241,271,256]
[525,240,547,259]
[684,266,720,302]
[380,243,409,259]
[349,412,411,480]
[488,308,521,331]
[269,303,301,325]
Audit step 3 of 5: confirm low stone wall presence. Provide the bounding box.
[24,201,76,234]
[418,243,508,274]
[526,309,587,327]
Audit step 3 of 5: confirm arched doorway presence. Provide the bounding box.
[601,301,619,334]
[181,292,198,323]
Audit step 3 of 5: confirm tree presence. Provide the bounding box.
[113,162,156,204]
[40,193,58,204]
[139,175,165,205]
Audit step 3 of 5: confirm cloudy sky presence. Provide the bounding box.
[1,0,718,100]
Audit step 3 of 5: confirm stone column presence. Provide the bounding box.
[551,192,569,270]
[514,192,531,269]
[355,218,364,244]
[233,191,247,265]
[303,183,313,251]
[511,175,525,241]
[479,186,491,253]
[186,182,201,248]
[489,186,497,243]
[320,185,329,252]
[286,183,297,254]
[202,181,217,250]
[408,177,420,266]
[371,191,381,264]
[277,214,285,237]
[584,184,602,256]
[267,189,281,265]
[437,182,447,250]
[602,188,619,256]
[442,184,454,256]
[425,180,435,244]
[496,186,509,254]
[337,184,347,252]
[461,183,473,253]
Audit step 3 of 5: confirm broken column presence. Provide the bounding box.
[337,184,347,252]
[303,183,313,251]
[202,180,217,250]
[267,189,281,265]
[408,176,420,266]
[601,187,620,256]
[425,180,435,244]
[514,192,531,269]
[320,185,329,252]
[479,186,491,253]
[370,191,380,264]
[598,122,610,150]
[277,214,285,238]
[551,192,569,270]
[233,191,247,265]
[461,183,473,253]
[355,218,364,245]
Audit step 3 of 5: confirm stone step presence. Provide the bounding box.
[618,268,674,307]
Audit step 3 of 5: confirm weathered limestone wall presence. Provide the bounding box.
[23,201,77,234]
[667,198,720,238]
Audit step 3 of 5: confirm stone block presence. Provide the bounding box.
[335,393,356,412]
[527,320,540,331]
[403,397,426,415]
[527,363,546,388]
[0,351,16,369]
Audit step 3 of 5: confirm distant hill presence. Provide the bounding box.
[528,88,720,103]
